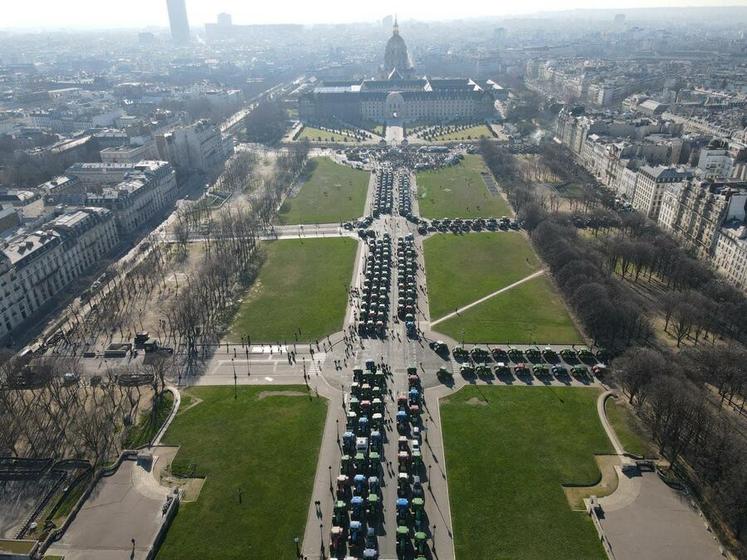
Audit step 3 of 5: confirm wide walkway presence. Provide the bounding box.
[47,460,172,560]
[386,125,404,145]
[595,392,725,560]
[598,470,724,560]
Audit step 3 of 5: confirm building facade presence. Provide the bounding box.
[155,120,229,173]
[85,161,177,236]
[0,207,119,341]
[658,180,747,258]
[631,166,693,220]
[714,224,747,290]
[300,78,495,124]
[299,23,495,125]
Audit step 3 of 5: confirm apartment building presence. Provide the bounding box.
[631,166,693,220]
[85,161,177,236]
[658,180,747,258]
[0,207,119,341]
[697,139,734,179]
[714,223,747,290]
[155,119,230,174]
[100,142,156,164]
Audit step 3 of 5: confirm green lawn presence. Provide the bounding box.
[442,386,611,560]
[157,386,327,560]
[605,397,653,457]
[435,275,583,344]
[299,126,356,142]
[230,237,356,342]
[277,157,369,224]
[431,124,493,141]
[416,154,510,218]
[424,232,540,320]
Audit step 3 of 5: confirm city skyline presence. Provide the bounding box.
[1,0,746,29]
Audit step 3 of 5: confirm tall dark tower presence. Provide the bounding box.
[166,0,190,44]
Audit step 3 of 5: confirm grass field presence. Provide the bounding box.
[435,275,583,344]
[431,124,493,141]
[230,238,356,342]
[277,157,368,224]
[605,397,653,457]
[416,155,510,218]
[424,232,540,320]
[298,126,356,142]
[441,386,611,560]
[157,386,327,560]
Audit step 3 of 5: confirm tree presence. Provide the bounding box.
[244,100,288,145]
[614,346,669,406]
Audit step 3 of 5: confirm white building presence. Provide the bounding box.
[67,160,169,187]
[714,223,747,290]
[658,180,747,258]
[631,166,693,220]
[155,120,230,174]
[85,161,177,236]
[697,139,734,179]
[0,207,118,341]
[100,142,157,164]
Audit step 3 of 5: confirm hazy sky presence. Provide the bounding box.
[1,0,745,29]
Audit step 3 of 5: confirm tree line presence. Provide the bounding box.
[616,344,747,546]
[480,138,747,551]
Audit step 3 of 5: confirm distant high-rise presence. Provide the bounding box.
[217,13,232,26]
[167,0,190,44]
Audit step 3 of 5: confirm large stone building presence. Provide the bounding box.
[658,179,747,258]
[632,166,693,220]
[155,120,231,174]
[714,222,747,290]
[0,207,119,342]
[85,161,177,237]
[299,23,495,125]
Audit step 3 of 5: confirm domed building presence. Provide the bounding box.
[298,21,500,125]
[383,18,413,79]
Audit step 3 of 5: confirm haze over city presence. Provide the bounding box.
[1,0,747,28]
[0,2,747,560]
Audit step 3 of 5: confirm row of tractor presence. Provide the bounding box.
[397,235,418,337]
[358,235,391,338]
[398,173,413,218]
[448,361,599,381]
[332,360,386,559]
[373,170,394,216]
[394,367,430,559]
[451,345,609,368]
[417,216,519,235]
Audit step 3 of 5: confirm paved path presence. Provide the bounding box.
[598,470,724,560]
[152,386,180,446]
[47,460,171,560]
[594,391,725,560]
[430,269,546,327]
[598,390,625,456]
[386,125,404,145]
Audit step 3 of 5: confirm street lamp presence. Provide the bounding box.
[293,536,300,558]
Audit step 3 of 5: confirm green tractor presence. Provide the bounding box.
[452,346,469,361]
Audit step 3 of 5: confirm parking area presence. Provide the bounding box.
[47,458,172,560]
